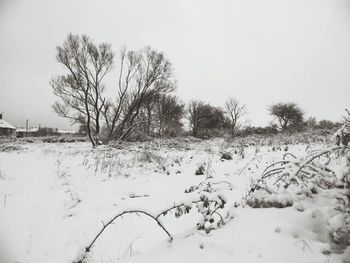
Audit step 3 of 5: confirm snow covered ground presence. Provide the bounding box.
[0,137,348,263]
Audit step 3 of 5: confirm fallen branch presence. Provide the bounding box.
[85,210,172,253]
[83,197,226,260]
[156,198,223,220]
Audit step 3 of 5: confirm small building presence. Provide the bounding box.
[0,114,16,136]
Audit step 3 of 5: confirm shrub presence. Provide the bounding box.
[220,151,232,160]
[195,164,205,175]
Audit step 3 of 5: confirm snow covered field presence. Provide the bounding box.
[0,136,349,263]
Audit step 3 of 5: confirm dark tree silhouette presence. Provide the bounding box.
[187,100,226,137]
[187,100,206,137]
[318,120,337,130]
[136,94,184,137]
[268,102,304,131]
[155,94,185,136]
[224,97,246,135]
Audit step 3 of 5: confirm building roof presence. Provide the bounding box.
[0,119,16,130]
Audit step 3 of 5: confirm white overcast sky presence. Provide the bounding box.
[1,0,350,129]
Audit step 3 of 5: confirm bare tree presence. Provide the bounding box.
[103,47,175,140]
[305,116,317,128]
[187,101,226,137]
[154,94,185,136]
[51,33,114,146]
[187,100,206,137]
[318,119,337,130]
[268,102,304,131]
[134,93,184,137]
[138,94,158,136]
[224,97,246,135]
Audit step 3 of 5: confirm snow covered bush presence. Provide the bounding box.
[334,125,350,147]
[246,192,294,208]
[244,115,350,260]
[196,194,227,233]
[246,145,347,202]
[0,139,24,152]
[343,247,350,263]
[246,112,350,209]
[220,151,232,160]
[329,211,350,249]
[333,109,350,147]
[323,188,350,258]
[195,163,205,175]
[234,144,245,159]
[195,156,214,179]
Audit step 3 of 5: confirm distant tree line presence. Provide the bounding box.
[16,127,83,138]
[51,34,341,146]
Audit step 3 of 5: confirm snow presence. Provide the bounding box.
[0,137,348,263]
[0,119,15,130]
[16,127,39,132]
